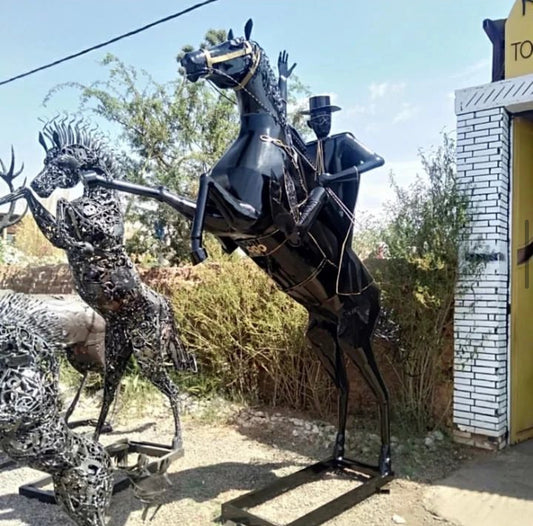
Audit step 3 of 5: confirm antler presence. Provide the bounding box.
[0,147,28,233]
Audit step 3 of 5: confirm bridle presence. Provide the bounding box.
[203,41,261,91]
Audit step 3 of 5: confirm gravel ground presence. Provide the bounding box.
[0,391,472,526]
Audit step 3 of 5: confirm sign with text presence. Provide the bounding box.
[506,0,533,78]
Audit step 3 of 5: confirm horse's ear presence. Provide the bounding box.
[52,130,61,148]
[227,28,234,40]
[38,132,48,152]
[244,19,253,40]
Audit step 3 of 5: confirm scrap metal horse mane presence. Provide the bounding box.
[87,20,392,481]
[0,122,196,449]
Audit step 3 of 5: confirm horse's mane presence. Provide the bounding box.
[254,43,287,129]
[41,119,119,178]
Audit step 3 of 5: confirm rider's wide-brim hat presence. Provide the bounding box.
[300,95,341,115]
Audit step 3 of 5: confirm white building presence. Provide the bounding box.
[454,0,533,449]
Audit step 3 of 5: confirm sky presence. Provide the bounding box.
[0,0,511,216]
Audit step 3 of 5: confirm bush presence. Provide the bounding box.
[171,257,335,416]
[369,134,476,430]
[13,215,65,263]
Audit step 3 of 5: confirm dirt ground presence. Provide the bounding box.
[0,392,482,526]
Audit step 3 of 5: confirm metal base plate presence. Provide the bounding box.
[221,457,393,526]
[18,439,183,504]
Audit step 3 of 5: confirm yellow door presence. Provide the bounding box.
[511,116,533,443]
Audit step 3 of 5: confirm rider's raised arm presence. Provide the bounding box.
[277,51,296,117]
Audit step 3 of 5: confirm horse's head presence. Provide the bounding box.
[181,19,261,90]
[32,121,111,198]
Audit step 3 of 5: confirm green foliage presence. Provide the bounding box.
[352,211,387,259]
[370,134,475,430]
[171,257,335,415]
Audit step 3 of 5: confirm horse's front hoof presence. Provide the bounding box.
[191,247,208,265]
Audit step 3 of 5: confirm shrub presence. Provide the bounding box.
[171,257,336,416]
[369,134,476,430]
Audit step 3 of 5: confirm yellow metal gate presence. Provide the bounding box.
[511,116,533,443]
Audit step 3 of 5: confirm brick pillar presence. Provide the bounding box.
[454,107,510,449]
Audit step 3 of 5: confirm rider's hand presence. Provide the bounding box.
[278,51,296,80]
[318,173,331,186]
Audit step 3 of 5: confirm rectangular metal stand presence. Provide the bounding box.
[18,439,182,504]
[18,471,131,504]
[221,457,393,526]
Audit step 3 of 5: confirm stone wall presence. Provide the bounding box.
[0,263,202,296]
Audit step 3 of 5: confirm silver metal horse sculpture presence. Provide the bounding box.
[0,122,196,449]
[0,293,112,526]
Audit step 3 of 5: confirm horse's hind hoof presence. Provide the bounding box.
[100,422,113,434]
[171,438,184,454]
[191,247,208,265]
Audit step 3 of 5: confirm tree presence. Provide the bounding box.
[46,30,310,264]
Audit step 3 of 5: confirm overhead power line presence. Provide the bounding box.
[0,0,219,87]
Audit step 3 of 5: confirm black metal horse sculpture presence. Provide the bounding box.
[181,20,392,472]
[82,20,392,512]
[0,123,196,450]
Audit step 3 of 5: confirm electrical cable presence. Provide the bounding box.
[0,0,219,87]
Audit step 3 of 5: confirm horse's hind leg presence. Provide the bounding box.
[64,370,88,424]
[93,331,132,442]
[337,305,391,475]
[134,351,182,451]
[307,315,349,460]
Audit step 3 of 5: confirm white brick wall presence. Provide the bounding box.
[454,103,510,444]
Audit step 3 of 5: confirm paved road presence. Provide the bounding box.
[426,440,533,526]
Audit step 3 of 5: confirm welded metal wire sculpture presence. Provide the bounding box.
[0,293,112,526]
[0,148,28,230]
[0,120,196,448]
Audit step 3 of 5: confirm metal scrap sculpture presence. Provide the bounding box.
[0,124,196,448]
[0,293,112,526]
[0,148,27,232]
[80,20,393,522]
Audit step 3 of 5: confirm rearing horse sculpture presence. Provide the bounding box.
[182,22,392,475]
[0,122,196,450]
[82,20,392,482]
